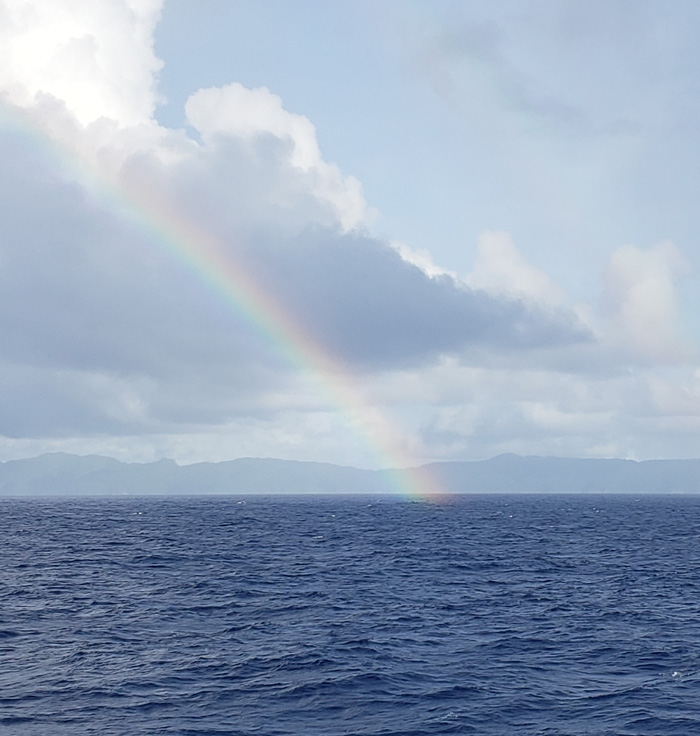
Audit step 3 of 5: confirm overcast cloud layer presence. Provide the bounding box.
[0,0,698,466]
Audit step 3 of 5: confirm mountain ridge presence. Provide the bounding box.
[0,452,698,496]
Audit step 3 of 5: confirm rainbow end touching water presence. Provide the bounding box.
[2,103,449,501]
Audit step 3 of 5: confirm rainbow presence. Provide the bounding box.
[1,103,448,501]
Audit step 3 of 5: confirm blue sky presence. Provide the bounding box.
[0,0,699,466]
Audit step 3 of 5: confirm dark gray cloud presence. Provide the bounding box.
[0,123,589,438]
[237,227,590,369]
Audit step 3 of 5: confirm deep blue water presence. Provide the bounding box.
[3,494,700,735]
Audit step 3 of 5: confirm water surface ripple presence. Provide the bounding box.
[2,494,700,735]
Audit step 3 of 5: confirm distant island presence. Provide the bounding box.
[0,452,698,496]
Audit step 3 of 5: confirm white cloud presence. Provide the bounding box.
[390,239,457,279]
[466,229,567,305]
[602,240,693,362]
[410,360,700,462]
[185,83,370,231]
[0,0,163,127]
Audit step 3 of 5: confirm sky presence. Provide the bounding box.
[0,0,699,468]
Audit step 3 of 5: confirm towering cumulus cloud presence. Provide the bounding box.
[0,0,163,126]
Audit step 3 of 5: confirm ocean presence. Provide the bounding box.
[2,494,700,735]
